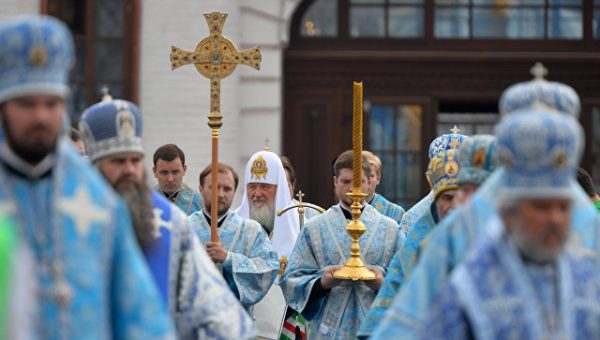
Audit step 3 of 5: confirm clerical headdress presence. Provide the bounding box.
[236,150,299,259]
[427,148,461,201]
[399,131,468,232]
[428,133,468,160]
[0,15,74,103]
[457,135,499,186]
[496,110,583,202]
[79,99,144,162]
[499,63,580,117]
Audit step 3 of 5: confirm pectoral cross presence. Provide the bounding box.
[170,12,262,242]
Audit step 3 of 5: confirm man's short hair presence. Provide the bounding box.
[280,156,296,188]
[153,144,185,166]
[199,162,239,190]
[362,150,381,177]
[576,167,597,197]
[333,150,371,178]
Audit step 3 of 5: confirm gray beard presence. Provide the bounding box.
[250,203,275,234]
[114,176,155,249]
[509,220,565,264]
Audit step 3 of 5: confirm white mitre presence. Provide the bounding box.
[235,150,300,260]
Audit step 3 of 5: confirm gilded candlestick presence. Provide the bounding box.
[333,81,375,281]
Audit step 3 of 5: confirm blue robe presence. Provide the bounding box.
[358,204,436,337]
[147,193,256,339]
[280,204,402,340]
[190,210,279,312]
[372,168,600,339]
[421,230,600,339]
[398,205,437,276]
[399,191,433,238]
[0,141,174,339]
[156,183,203,215]
[370,193,405,225]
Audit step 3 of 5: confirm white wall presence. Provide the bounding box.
[0,0,38,20]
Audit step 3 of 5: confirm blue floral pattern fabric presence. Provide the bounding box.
[370,193,404,225]
[359,205,435,338]
[280,204,402,340]
[190,210,279,312]
[371,168,600,339]
[499,71,580,117]
[0,141,175,339]
[173,183,204,215]
[149,193,256,339]
[399,191,433,239]
[421,231,600,339]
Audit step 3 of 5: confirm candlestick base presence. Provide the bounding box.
[333,191,375,281]
[333,258,376,281]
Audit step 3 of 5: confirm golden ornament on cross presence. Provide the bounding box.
[169,12,261,242]
[170,12,261,129]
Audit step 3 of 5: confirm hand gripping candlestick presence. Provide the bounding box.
[333,82,375,281]
[170,12,261,242]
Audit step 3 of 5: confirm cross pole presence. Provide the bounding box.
[170,12,261,242]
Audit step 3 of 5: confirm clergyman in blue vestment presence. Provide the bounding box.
[0,15,175,338]
[80,98,255,339]
[152,143,204,215]
[421,109,600,339]
[280,150,402,339]
[373,66,600,339]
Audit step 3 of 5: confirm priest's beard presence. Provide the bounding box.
[2,114,59,164]
[250,201,275,234]
[205,198,231,217]
[509,219,567,264]
[113,172,155,249]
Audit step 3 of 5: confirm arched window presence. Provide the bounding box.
[44,0,139,122]
[300,0,338,37]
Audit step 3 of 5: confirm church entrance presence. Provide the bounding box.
[283,0,600,209]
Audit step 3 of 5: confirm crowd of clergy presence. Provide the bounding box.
[2,14,600,340]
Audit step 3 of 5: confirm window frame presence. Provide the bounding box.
[290,0,599,51]
[41,0,140,121]
[365,96,434,208]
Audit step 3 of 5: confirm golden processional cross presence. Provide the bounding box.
[170,12,261,242]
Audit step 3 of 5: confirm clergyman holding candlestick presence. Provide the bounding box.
[280,82,403,340]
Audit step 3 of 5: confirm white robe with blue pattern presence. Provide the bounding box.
[280,204,402,340]
[190,210,279,312]
[399,191,433,238]
[147,192,256,339]
[0,141,174,339]
[422,228,600,339]
[372,168,600,340]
